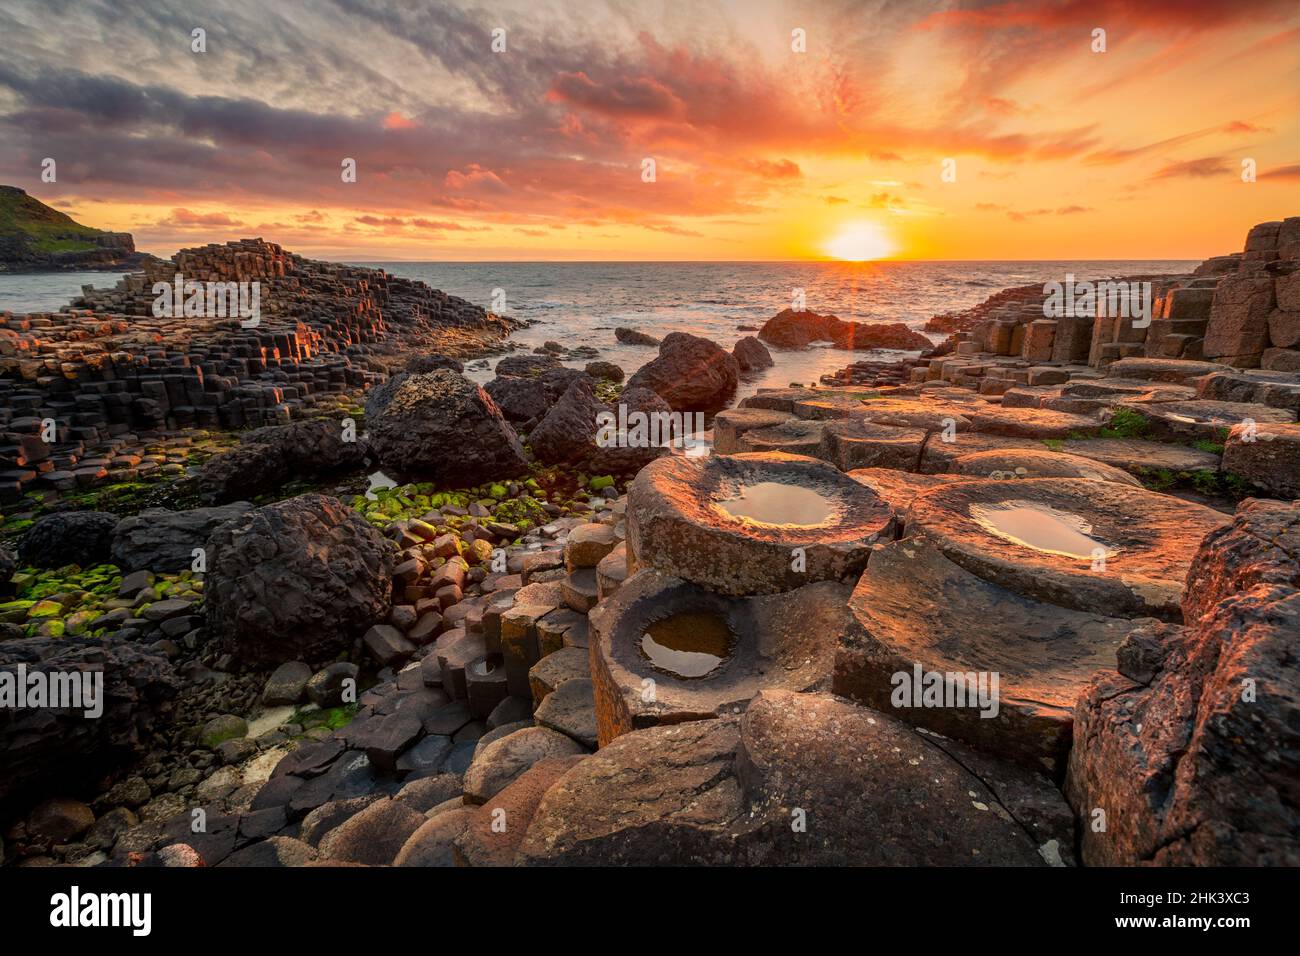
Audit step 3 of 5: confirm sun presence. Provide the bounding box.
[824,221,896,261]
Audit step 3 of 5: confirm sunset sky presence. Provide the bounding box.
[1,0,1297,262]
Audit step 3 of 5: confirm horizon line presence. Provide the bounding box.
[328,256,1205,265]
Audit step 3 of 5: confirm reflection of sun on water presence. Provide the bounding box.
[824,221,895,261]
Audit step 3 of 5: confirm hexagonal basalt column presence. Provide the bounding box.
[588,569,850,745]
[904,477,1230,621]
[833,535,1133,777]
[626,451,895,595]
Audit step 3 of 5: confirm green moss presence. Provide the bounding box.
[1041,439,1064,452]
[1099,407,1151,440]
[292,703,358,733]
[1191,438,1225,455]
[26,599,63,619]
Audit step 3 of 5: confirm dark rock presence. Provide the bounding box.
[206,494,392,669]
[198,419,368,504]
[624,332,739,412]
[732,335,773,371]
[306,662,360,708]
[219,835,318,867]
[485,367,588,424]
[615,327,660,347]
[529,376,606,465]
[298,794,382,846]
[362,625,416,668]
[354,712,424,772]
[0,637,178,814]
[495,354,562,377]
[369,370,528,485]
[263,661,312,706]
[0,546,14,590]
[520,690,1066,865]
[17,511,118,568]
[487,695,534,730]
[759,309,932,351]
[584,360,625,381]
[26,797,95,843]
[111,503,252,573]
[406,353,464,375]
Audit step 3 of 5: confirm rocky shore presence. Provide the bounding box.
[1,218,1297,868]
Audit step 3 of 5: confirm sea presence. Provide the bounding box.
[0,260,1196,400]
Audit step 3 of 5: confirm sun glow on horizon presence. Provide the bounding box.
[823,221,897,261]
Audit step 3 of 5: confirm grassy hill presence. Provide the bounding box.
[0,186,139,271]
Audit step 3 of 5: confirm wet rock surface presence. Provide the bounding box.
[588,569,848,744]
[905,477,1229,620]
[627,452,895,595]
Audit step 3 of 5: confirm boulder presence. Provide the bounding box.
[494,354,562,377]
[520,690,1069,865]
[206,494,393,669]
[26,798,95,843]
[0,636,178,813]
[528,376,605,465]
[363,371,411,421]
[198,418,368,504]
[110,502,252,573]
[585,361,624,381]
[406,353,464,375]
[485,367,588,424]
[624,332,739,412]
[759,309,932,351]
[615,327,660,347]
[17,511,118,569]
[732,335,773,371]
[369,370,528,485]
[263,661,313,706]
[1066,499,1300,865]
[588,385,675,473]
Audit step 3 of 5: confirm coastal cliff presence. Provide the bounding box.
[0,185,156,272]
